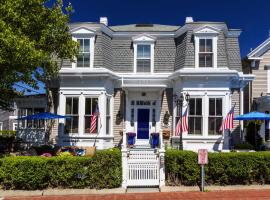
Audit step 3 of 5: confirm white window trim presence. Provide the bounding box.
[72,37,95,69]
[195,36,218,68]
[132,34,156,74]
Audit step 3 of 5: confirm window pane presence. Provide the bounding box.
[215,117,223,133]
[85,98,91,115]
[189,117,195,134]
[92,98,98,114]
[84,39,90,52]
[89,116,98,133]
[106,98,110,115]
[137,59,151,72]
[199,39,205,52]
[78,39,83,52]
[77,54,84,67]
[137,45,150,58]
[189,99,195,115]
[205,54,213,67]
[209,98,215,116]
[83,53,90,67]
[196,99,202,115]
[106,116,110,135]
[206,39,212,52]
[66,98,72,114]
[195,117,202,134]
[208,117,215,135]
[143,45,150,58]
[85,116,91,133]
[199,54,206,67]
[72,116,78,133]
[72,98,78,114]
[65,118,71,134]
[216,99,222,116]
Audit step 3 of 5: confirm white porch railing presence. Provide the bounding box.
[121,131,165,188]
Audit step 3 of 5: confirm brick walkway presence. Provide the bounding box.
[5,190,270,200]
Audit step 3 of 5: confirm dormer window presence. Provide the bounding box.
[137,44,151,72]
[77,39,90,68]
[199,39,213,67]
[132,34,156,73]
[194,26,219,68]
[70,27,95,69]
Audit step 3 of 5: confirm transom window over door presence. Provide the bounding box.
[65,97,79,134]
[199,39,213,67]
[208,98,223,135]
[137,44,151,72]
[77,39,90,68]
[188,98,202,135]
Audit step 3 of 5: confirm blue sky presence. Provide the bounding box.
[19,0,270,95]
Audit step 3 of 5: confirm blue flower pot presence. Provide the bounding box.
[127,132,136,146]
[151,133,159,148]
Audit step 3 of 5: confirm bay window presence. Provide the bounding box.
[65,97,79,134]
[85,98,98,134]
[188,98,202,135]
[208,98,223,135]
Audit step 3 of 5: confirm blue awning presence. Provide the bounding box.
[234,111,270,120]
[16,112,70,120]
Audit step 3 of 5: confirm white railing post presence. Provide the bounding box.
[121,129,128,189]
[159,148,165,187]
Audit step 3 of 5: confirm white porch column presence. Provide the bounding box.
[121,148,128,189]
[159,148,165,187]
[58,92,65,136]
[78,93,84,136]
[240,87,244,141]
[99,91,107,136]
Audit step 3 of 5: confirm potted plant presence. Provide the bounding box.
[127,132,136,147]
[151,132,159,148]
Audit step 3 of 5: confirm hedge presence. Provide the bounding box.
[0,148,121,190]
[166,150,270,186]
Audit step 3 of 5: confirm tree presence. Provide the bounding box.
[0,0,78,110]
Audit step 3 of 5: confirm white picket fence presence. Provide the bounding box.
[126,149,160,187]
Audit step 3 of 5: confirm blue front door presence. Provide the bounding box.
[137,109,150,139]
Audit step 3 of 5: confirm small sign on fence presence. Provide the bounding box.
[198,149,208,165]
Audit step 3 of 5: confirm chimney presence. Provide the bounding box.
[185,17,194,23]
[100,17,108,26]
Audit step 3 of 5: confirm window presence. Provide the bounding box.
[18,108,45,128]
[106,97,111,135]
[188,98,202,135]
[65,97,79,134]
[175,103,181,134]
[84,98,98,134]
[77,39,90,68]
[137,44,151,72]
[199,39,213,67]
[131,108,135,127]
[208,98,223,135]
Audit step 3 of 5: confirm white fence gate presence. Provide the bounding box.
[126,149,160,187]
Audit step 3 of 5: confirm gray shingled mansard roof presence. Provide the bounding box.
[109,24,180,32]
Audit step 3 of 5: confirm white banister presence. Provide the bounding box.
[121,129,128,189]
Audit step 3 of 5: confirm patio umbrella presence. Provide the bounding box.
[16,112,70,120]
[234,111,270,149]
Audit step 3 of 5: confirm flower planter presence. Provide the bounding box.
[151,132,159,148]
[127,132,136,146]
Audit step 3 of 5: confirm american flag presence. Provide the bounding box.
[175,107,189,136]
[90,104,99,133]
[219,106,234,132]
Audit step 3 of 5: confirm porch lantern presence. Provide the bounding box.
[174,93,190,150]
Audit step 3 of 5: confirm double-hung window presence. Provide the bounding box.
[85,98,99,134]
[208,98,223,135]
[65,97,79,134]
[188,98,203,135]
[106,97,111,135]
[199,39,213,67]
[137,44,151,72]
[77,39,90,68]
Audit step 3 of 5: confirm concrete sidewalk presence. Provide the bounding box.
[2,185,270,197]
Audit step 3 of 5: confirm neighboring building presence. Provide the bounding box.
[49,16,254,152]
[244,36,270,141]
[0,94,47,143]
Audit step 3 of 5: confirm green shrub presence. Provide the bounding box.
[166,150,270,186]
[0,148,121,190]
[0,130,16,137]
